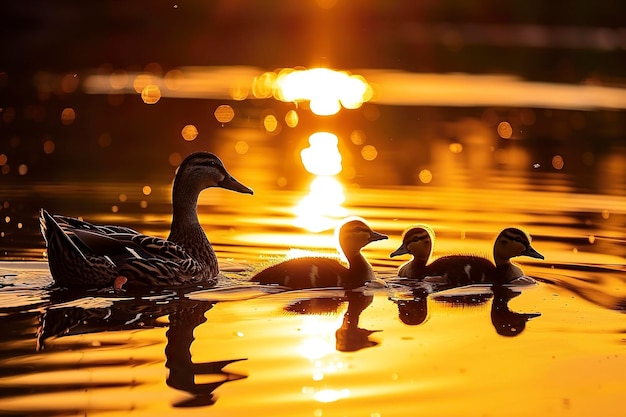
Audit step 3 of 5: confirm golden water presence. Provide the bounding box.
[1,160,625,416]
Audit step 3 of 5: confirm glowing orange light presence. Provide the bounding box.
[214,105,235,123]
[263,114,278,133]
[235,141,249,155]
[293,177,348,233]
[133,74,153,93]
[295,132,347,232]
[552,155,564,170]
[43,139,55,154]
[285,110,299,128]
[275,68,371,116]
[418,169,433,184]
[181,124,198,141]
[168,152,182,167]
[497,121,513,139]
[163,70,184,90]
[142,185,152,196]
[449,143,463,153]
[109,71,128,90]
[301,132,342,176]
[18,164,28,175]
[230,84,249,101]
[60,108,76,125]
[252,72,276,98]
[350,130,366,145]
[361,145,378,161]
[141,84,161,104]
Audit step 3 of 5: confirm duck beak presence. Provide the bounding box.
[521,245,544,260]
[390,243,409,258]
[219,175,254,195]
[368,231,388,243]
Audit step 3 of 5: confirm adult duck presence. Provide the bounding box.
[251,217,387,290]
[391,226,544,285]
[40,152,253,289]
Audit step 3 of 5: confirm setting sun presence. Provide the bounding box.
[275,68,371,116]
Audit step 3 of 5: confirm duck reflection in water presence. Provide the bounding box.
[391,225,544,286]
[431,284,541,336]
[252,217,387,290]
[390,286,430,326]
[36,290,247,407]
[285,290,380,352]
[490,285,541,337]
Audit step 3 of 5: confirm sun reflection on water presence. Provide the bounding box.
[294,132,348,232]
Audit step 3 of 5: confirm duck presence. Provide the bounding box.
[389,224,435,279]
[251,217,387,290]
[40,152,253,289]
[390,226,544,285]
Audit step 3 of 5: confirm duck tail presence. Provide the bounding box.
[39,209,53,245]
[39,209,86,261]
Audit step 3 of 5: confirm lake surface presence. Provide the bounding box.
[1,146,625,417]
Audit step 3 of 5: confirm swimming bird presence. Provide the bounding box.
[391,226,544,285]
[251,217,388,290]
[389,224,434,279]
[40,152,253,289]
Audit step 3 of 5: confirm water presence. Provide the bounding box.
[1,149,625,416]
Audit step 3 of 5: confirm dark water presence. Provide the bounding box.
[1,144,626,416]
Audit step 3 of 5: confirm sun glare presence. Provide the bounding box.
[301,132,342,176]
[275,68,371,116]
[294,177,348,233]
[295,132,348,232]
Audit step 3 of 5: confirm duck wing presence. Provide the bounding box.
[40,209,203,288]
[71,229,204,286]
[252,257,351,289]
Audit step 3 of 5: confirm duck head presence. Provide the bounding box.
[337,218,387,256]
[390,225,434,264]
[493,227,544,265]
[174,152,254,195]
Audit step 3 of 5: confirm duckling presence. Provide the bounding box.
[40,152,253,289]
[391,226,544,285]
[389,224,434,279]
[251,217,387,290]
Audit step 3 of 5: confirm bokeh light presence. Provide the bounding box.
[418,169,433,184]
[168,152,183,167]
[497,121,513,139]
[263,114,279,133]
[141,84,161,104]
[181,124,198,141]
[133,74,154,93]
[361,145,378,161]
[449,143,463,153]
[214,104,235,123]
[43,139,55,154]
[552,155,565,170]
[235,140,249,155]
[285,110,299,128]
[60,108,76,125]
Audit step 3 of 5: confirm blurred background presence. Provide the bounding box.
[1,0,625,258]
